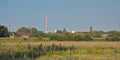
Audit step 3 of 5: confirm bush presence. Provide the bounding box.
[83,35,92,41]
[107,36,120,41]
[50,33,83,41]
[50,34,65,41]
[22,37,27,40]
[73,35,83,41]
[38,36,42,40]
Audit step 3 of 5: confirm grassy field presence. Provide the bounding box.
[1,41,120,48]
[35,44,120,60]
[0,38,120,60]
[36,54,120,60]
[35,45,120,60]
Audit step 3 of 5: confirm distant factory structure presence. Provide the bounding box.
[54,29,76,33]
[45,15,93,34]
[54,26,93,34]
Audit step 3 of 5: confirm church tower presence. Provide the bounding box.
[89,26,92,33]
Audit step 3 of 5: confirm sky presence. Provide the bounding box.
[0,0,120,32]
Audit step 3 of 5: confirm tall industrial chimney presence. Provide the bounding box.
[46,16,48,33]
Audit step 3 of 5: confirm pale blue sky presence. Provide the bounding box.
[0,0,120,32]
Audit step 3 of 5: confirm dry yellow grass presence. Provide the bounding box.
[1,41,120,48]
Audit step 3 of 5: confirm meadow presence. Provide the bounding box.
[0,38,120,60]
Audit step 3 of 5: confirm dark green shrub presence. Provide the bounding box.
[38,36,42,40]
[22,37,27,40]
[73,35,83,41]
[83,35,92,41]
[107,36,120,41]
[27,44,31,50]
[15,51,24,57]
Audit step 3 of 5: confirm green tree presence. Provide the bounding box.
[91,31,103,38]
[107,30,120,37]
[83,35,92,41]
[56,30,62,33]
[107,36,120,41]
[0,25,9,37]
[31,28,37,33]
[34,31,45,37]
[17,27,30,33]
[63,28,66,33]
[30,27,38,37]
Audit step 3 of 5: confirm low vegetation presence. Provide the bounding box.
[49,33,92,41]
[0,43,119,60]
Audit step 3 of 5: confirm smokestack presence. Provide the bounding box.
[46,16,48,33]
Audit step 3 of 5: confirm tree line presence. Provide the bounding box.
[0,25,120,41]
[49,33,92,41]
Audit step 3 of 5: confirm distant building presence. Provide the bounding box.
[71,31,75,33]
[101,34,108,38]
[54,29,76,33]
[9,32,17,38]
[89,26,92,32]
[75,32,88,35]
[17,32,32,38]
